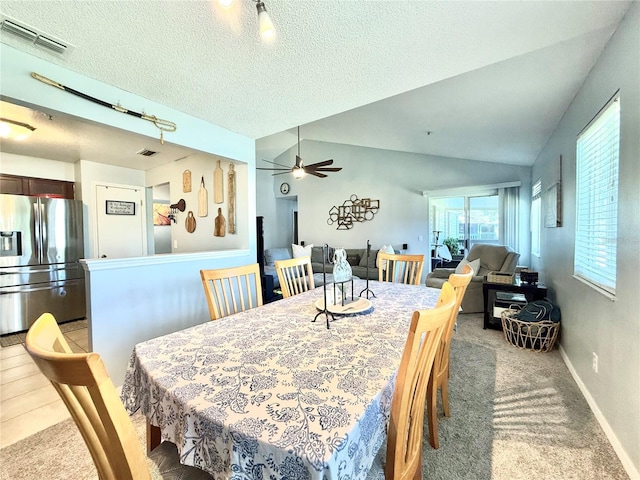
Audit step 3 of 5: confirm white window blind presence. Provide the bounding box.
[574,95,620,295]
[531,180,541,257]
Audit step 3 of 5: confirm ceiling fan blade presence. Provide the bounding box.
[256,167,291,171]
[311,167,342,172]
[304,159,334,168]
[307,170,328,178]
[272,172,292,176]
[262,159,292,169]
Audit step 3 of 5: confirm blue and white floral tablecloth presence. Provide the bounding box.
[121,280,441,479]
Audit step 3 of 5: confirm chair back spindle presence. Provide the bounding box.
[275,256,315,298]
[200,263,263,320]
[378,253,425,286]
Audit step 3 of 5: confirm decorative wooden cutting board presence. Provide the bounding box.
[214,160,223,204]
[182,170,191,193]
[198,176,208,217]
[185,211,196,233]
[214,207,226,237]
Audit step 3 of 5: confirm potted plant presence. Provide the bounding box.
[443,237,459,256]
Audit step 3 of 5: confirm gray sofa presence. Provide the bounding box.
[263,247,293,288]
[310,246,380,280]
[263,246,383,287]
[426,244,520,313]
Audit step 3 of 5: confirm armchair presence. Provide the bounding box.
[426,244,520,313]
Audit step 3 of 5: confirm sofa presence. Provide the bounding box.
[263,246,383,287]
[309,246,380,280]
[263,247,292,288]
[425,244,520,313]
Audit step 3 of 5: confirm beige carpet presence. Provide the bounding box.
[0,314,629,479]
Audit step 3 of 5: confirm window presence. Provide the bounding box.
[531,180,541,257]
[430,194,500,254]
[574,94,620,295]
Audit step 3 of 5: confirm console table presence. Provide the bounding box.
[483,278,548,330]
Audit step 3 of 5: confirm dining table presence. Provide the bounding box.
[121,279,442,479]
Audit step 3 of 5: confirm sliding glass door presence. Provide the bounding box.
[430,194,499,256]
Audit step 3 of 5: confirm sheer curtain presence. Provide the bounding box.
[499,186,519,252]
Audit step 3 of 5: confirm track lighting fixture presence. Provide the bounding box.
[216,0,275,39]
[255,1,275,39]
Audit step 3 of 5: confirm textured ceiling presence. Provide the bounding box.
[0,1,633,168]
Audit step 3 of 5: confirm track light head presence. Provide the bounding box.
[255,1,275,39]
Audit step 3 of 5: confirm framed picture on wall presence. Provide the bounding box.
[544,183,562,228]
[153,202,171,226]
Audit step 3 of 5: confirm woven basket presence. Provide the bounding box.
[486,271,515,284]
[500,309,560,353]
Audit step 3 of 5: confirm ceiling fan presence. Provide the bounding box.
[257,126,342,178]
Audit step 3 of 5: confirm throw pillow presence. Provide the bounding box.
[292,243,313,258]
[376,244,395,268]
[455,258,480,275]
[346,254,360,266]
[264,247,291,265]
[311,246,325,264]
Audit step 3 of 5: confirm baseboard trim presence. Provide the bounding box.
[559,345,640,480]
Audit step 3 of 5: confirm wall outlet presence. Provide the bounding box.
[418,235,423,241]
[592,352,598,373]
[173,240,178,249]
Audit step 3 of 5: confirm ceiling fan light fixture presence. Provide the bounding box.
[256,1,275,39]
[218,0,234,7]
[0,118,36,141]
[292,166,305,179]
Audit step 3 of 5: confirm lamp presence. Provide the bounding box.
[0,118,36,141]
[255,1,275,39]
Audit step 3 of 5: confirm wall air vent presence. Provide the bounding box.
[0,15,75,57]
[136,149,159,157]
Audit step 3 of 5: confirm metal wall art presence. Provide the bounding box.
[327,194,380,230]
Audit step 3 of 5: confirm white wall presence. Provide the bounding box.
[531,4,639,476]
[0,152,76,181]
[256,168,296,249]
[146,154,251,254]
[258,140,531,278]
[75,160,147,259]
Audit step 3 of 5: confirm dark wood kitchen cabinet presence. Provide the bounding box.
[0,174,75,199]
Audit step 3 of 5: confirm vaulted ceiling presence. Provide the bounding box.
[0,1,632,169]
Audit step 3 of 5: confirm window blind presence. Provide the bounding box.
[574,95,620,294]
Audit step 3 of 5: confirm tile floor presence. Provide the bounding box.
[0,326,89,448]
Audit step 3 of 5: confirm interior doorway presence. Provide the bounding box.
[95,183,147,258]
[152,183,171,254]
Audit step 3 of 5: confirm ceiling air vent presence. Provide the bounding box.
[0,15,75,57]
[136,149,159,157]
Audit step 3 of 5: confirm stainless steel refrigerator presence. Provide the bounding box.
[1,194,86,335]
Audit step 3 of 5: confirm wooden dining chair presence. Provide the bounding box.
[200,263,263,320]
[25,313,212,480]
[426,264,473,449]
[378,252,425,286]
[274,256,315,298]
[370,281,456,479]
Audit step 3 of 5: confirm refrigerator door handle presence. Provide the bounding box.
[33,201,43,265]
[38,200,47,264]
[0,282,69,294]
